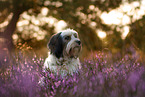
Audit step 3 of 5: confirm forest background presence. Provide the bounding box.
[0,0,145,61]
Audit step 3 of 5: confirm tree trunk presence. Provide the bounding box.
[4,11,22,50]
[0,11,21,63]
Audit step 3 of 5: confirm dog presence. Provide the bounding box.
[43,29,82,77]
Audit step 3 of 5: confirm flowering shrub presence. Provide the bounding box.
[0,50,145,97]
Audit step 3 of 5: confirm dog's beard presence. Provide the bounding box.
[69,46,81,58]
[65,40,81,58]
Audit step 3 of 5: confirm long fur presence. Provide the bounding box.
[48,32,63,58]
[43,29,82,77]
[44,52,81,76]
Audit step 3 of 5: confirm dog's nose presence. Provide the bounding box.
[75,40,81,45]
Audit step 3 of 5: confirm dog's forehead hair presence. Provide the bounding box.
[60,29,78,37]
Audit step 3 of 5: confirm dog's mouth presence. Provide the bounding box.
[69,45,81,58]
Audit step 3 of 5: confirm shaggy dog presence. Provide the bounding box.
[43,29,82,77]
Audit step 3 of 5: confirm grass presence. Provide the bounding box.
[0,49,145,97]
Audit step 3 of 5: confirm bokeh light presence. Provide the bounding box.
[97,30,107,39]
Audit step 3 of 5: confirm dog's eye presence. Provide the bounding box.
[74,33,78,38]
[65,36,70,40]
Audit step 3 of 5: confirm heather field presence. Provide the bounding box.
[0,50,145,97]
[1,0,145,97]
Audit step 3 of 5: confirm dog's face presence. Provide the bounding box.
[48,29,82,59]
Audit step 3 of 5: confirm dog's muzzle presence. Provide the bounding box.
[66,39,82,58]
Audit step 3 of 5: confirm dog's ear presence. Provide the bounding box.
[48,32,63,58]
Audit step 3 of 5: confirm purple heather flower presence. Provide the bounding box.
[127,71,140,91]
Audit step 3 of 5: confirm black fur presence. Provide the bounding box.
[48,32,63,58]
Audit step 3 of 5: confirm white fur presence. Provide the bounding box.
[44,52,81,76]
[43,29,81,77]
[60,29,78,37]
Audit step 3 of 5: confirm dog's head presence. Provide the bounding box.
[48,29,82,59]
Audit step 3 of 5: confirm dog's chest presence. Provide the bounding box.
[44,54,81,76]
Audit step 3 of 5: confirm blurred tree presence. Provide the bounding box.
[126,15,145,52]
[0,0,142,59]
[106,27,123,53]
[0,0,41,51]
